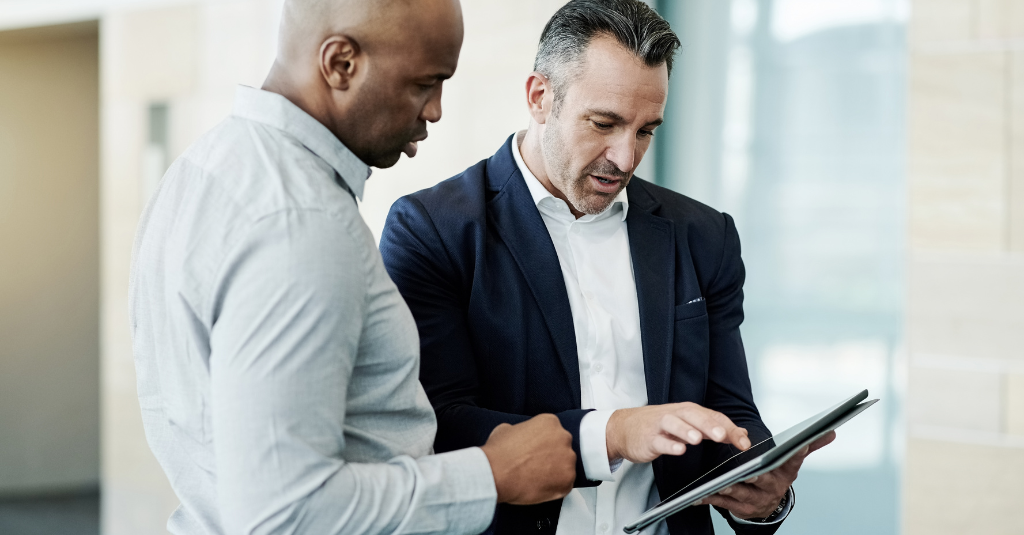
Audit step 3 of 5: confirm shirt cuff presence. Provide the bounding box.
[579,409,617,481]
[730,487,794,526]
[415,446,498,534]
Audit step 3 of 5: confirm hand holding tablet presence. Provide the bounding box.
[624,390,879,533]
[699,430,836,520]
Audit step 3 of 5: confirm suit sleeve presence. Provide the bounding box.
[701,213,788,534]
[381,196,598,488]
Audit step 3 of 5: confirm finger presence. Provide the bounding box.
[651,434,687,456]
[779,447,808,473]
[705,410,750,450]
[678,405,750,450]
[728,426,751,451]
[746,470,790,495]
[808,430,837,454]
[659,414,703,445]
[717,482,765,505]
[487,422,512,440]
[701,494,761,519]
[774,431,837,480]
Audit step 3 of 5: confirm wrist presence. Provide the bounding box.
[605,409,623,461]
[752,491,788,522]
[479,444,505,502]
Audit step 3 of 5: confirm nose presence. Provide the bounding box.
[605,133,635,175]
[421,87,443,123]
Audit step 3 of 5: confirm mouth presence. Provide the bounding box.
[589,174,623,194]
[402,133,428,158]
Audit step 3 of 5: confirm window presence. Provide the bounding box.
[655,1,907,532]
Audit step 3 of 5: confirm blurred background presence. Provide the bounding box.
[0,0,1021,534]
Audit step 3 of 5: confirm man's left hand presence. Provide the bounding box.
[698,430,837,520]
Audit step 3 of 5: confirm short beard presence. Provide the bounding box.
[542,119,630,215]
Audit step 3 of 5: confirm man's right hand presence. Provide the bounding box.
[480,414,576,505]
[607,402,752,464]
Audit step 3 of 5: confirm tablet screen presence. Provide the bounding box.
[654,436,775,507]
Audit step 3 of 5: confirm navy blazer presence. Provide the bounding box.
[380,136,782,535]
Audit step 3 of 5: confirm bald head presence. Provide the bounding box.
[279,0,398,62]
[264,0,464,167]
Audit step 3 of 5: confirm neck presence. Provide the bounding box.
[519,126,584,219]
[262,61,338,138]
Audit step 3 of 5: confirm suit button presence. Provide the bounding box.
[536,517,552,530]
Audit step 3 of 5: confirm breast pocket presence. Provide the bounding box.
[672,299,710,403]
[674,299,707,321]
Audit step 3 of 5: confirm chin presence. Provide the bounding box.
[367,151,403,170]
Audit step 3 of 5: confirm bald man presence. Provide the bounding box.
[129,1,576,534]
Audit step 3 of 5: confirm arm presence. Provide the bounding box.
[208,209,496,535]
[380,196,597,488]
[700,212,800,533]
[703,213,769,444]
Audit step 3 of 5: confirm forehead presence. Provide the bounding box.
[565,35,669,117]
[382,0,463,72]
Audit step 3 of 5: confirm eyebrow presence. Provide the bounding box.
[587,108,664,128]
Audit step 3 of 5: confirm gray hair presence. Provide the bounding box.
[534,0,680,110]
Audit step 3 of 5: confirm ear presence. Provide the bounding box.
[525,72,553,125]
[319,35,361,91]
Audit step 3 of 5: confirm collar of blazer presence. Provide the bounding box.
[484,135,678,407]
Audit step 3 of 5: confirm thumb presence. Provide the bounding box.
[488,423,513,441]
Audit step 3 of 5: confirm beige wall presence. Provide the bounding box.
[906,1,1024,533]
[0,22,101,495]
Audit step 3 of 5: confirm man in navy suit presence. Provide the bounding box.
[381,1,834,533]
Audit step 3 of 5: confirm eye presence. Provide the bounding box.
[592,121,613,130]
[638,129,655,138]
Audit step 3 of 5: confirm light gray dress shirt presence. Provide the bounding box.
[129,85,497,535]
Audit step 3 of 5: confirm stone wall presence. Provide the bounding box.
[905,1,1024,533]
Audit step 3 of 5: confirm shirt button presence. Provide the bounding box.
[599,522,610,532]
[594,363,603,373]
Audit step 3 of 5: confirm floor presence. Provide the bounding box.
[0,490,100,535]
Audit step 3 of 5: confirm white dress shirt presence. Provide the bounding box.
[512,132,791,534]
[512,133,667,535]
[128,86,497,535]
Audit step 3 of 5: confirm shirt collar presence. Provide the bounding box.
[231,85,371,200]
[511,131,629,222]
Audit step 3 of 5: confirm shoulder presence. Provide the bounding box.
[628,178,742,292]
[385,157,491,240]
[181,117,356,223]
[400,158,490,213]
[152,117,368,286]
[629,178,735,245]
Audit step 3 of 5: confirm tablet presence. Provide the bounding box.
[623,389,879,533]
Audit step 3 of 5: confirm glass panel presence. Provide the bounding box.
[655,1,906,533]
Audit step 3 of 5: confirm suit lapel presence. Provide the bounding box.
[486,139,582,405]
[626,182,676,407]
